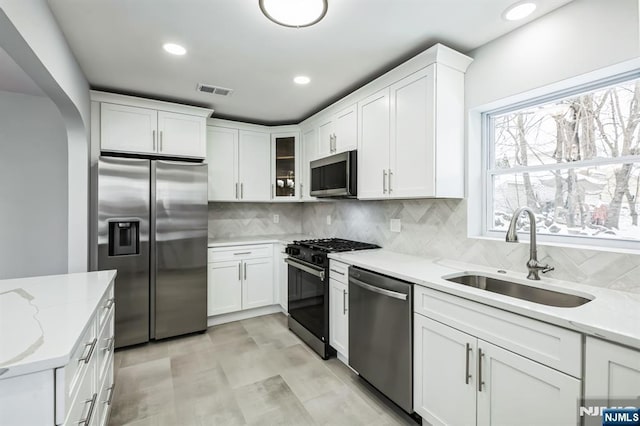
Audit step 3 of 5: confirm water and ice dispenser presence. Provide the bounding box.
[108,220,140,256]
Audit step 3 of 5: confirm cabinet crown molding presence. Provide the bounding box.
[90,90,214,117]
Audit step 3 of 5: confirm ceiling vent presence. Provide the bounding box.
[197,83,233,96]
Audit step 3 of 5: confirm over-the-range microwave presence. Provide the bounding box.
[310,150,357,198]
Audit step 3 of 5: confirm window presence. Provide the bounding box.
[484,73,640,247]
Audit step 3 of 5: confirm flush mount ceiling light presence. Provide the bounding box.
[259,0,328,28]
[162,43,187,55]
[503,1,537,21]
[294,75,311,85]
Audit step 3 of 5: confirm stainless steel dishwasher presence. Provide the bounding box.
[349,266,413,413]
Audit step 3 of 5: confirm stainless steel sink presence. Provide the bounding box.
[444,274,592,308]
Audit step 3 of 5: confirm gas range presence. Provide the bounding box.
[285,238,379,360]
[285,238,380,268]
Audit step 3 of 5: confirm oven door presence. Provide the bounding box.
[310,150,357,198]
[286,258,328,342]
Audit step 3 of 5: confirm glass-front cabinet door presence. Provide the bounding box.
[271,132,300,200]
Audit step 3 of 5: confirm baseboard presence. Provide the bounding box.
[207,304,286,327]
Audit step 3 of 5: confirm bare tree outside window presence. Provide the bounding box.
[488,78,640,242]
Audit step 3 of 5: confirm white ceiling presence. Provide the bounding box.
[0,45,45,97]
[47,0,573,124]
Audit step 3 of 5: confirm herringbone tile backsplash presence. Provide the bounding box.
[209,200,640,294]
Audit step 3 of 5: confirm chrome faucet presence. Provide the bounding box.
[506,207,554,280]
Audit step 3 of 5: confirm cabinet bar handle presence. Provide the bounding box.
[343,289,347,315]
[330,268,345,276]
[465,343,472,384]
[152,130,156,151]
[240,183,244,199]
[79,338,97,364]
[238,263,242,281]
[103,336,115,352]
[478,348,485,392]
[272,183,275,199]
[159,130,163,152]
[383,170,388,193]
[244,262,247,280]
[388,169,393,193]
[104,385,115,405]
[78,393,97,425]
[299,183,303,199]
[235,182,239,199]
[233,252,252,256]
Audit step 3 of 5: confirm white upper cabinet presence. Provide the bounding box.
[100,103,157,155]
[157,111,206,158]
[316,103,358,158]
[271,132,300,201]
[207,126,238,201]
[358,61,468,200]
[93,91,212,159]
[358,89,391,199]
[301,127,318,201]
[238,130,272,201]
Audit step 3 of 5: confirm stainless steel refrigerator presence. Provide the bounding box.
[97,156,208,348]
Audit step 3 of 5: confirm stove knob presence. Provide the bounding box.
[311,254,324,265]
[286,247,300,256]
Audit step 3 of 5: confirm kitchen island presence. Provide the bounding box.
[0,270,117,425]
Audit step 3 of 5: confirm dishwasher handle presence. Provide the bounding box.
[350,277,408,301]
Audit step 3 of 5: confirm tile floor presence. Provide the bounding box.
[109,313,417,425]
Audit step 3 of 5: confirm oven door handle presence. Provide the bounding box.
[285,258,325,280]
[349,277,408,301]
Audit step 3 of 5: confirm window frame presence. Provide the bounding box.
[481,69,640,251]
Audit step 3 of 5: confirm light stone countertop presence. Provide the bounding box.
[329,249,640,350]
[0,270,117,380]
[208,234,317,248]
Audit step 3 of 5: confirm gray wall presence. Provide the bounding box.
[0,91,68,278]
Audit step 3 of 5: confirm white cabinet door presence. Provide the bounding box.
[207,261,242,316]
[317,116,334,157]
[476,340,581,426]
[301,127,317,200]
[238,130,271,201]
[157,111,206,158]
[334,104,357,153]
[329,278,349,359]
[358,88,390,199]
[271,132,300,201]
[242,258,274,310]
[100,103,157,154]
[414,314,476,426]
[207,126,239,201]
[585,337,640,401]
[389,66,436,198]
[277,244,288,311]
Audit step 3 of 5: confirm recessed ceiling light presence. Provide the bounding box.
[163,43,187,56]
[294,76,311,85]
[503,2,537,21]
[260,0,328,28]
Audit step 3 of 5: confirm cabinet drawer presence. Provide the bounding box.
[55,317,97,424]
[96,355,115,426]
[329,261,349,283]
[63,362,97,426]
[414,286,582,378]
[97,284,115,332]
[97,307,115,384]
[208,244,272,262]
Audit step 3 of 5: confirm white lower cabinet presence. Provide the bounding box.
[276,243,288,311]
[413,285,582,426]
[329,278,349,359]
[207,245,274,316]
[585,337,640,401]
[208,260,243,316]
[329,260,350,361]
